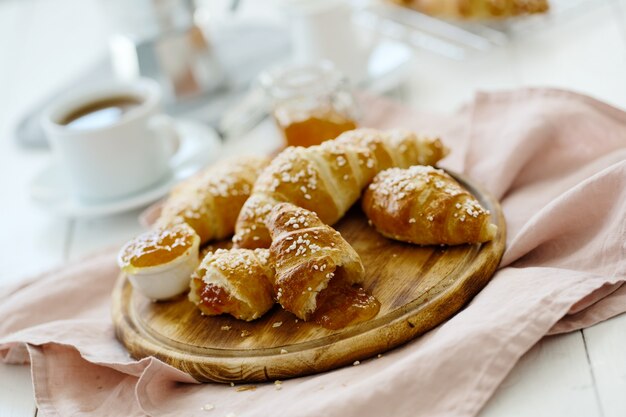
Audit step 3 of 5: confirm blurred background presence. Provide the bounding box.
[0,0,626,130]
[1,0,626,281]
[3,0,626,148]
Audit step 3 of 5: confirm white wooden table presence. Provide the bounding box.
[1,1,625,416]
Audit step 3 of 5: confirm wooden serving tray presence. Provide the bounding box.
[112,171,505,383]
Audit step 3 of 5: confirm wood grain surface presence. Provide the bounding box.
[111,171,506,383]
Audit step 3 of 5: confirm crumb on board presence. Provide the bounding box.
[274,380,282,391]
[280,348,288,354]
[353,361,360,366]
[201,403,214,411]
[236,385,257,392]
[240,330,251,337]
[221,325,231,331]
[272,321,283,328]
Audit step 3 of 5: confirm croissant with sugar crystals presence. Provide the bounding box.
[234,128,447,248]
[156,155,269,244]
[189,248,275,321]
[267,203,379,328]
[362,166,497,245]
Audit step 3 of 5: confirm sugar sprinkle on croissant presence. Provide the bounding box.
[157,155,269,245]
[267,203,367,321]
[189,248,275,321]
[234,128,448,249]
[363,166,497,245]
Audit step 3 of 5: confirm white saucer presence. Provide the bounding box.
[29,119,222,218]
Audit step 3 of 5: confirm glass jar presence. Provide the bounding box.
[260,61,359,148]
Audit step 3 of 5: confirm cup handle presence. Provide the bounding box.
[148,114,179,158]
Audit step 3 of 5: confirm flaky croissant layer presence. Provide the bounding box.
[189,248,275,321]
[267,203,365,321]
[157,155,269,245]
[234,128,448,249]
[362,166,497,245]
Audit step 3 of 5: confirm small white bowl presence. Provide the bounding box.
[118,228,200,301]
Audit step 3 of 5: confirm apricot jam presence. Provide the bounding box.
[119,224,197,270]
[261,61,359,148]
[279,113,357,148]
[194,278,254,319]
[312,279,380,330]
[194,278,234,315]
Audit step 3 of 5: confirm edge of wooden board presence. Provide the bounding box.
[111,170,506,382]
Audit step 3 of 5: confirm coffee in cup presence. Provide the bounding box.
[59,95,143,130]
[42,78,178,202]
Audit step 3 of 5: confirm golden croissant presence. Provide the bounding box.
[266,203,379,327]
[234,128,447,248]
[156,155,269,244]
[362,166,497,245]
[189,248,275,321]
[390,0,549,19]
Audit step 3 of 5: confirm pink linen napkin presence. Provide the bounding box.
[1,88,625,417]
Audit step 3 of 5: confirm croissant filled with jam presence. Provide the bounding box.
[189,248,275,321]
[267,203,380,329]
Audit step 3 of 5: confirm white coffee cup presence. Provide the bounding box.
[42,78,178,202]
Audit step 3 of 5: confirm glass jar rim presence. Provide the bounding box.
[259,60,347,99]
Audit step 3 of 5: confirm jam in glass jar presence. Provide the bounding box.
[260,61,359,148]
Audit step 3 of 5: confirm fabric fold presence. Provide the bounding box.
[1,88,625,417]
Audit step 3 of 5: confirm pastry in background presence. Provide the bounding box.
[156,155,270,244]
[234,128,447,249]
[362,166,497,245]
[267,203,380,329]
[189,248,275,321]
[118,223,200,301]
[390,0,549,20]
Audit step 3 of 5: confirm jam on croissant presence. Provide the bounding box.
[267,202,380,329]
[189,248,275,321]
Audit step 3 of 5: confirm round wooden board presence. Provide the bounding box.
[112,171,506,383]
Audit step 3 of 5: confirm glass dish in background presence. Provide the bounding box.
[354,0,602,60]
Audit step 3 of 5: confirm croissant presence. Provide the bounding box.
[155,155,269,245]
[390,0,549,19]
[189,248,275,321]
[362,166,497,245]
[334,128,448,170]
[266,203,374,324]
[233,128,447,248]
